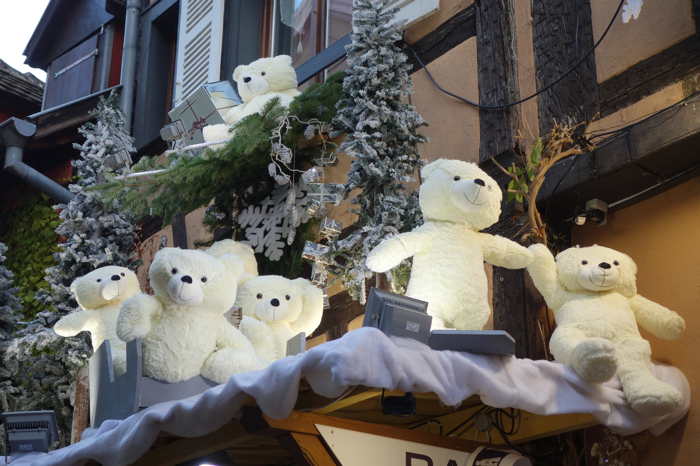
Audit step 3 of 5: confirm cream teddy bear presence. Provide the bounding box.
[237,276,324,364]
[116,246,264,383]
[53,266,140,374]
[202,55,300,147]
[366,159,533,330]
[527,243,686,416]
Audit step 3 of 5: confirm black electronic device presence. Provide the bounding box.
[362,288,432,344]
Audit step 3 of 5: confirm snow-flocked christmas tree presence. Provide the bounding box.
[1,93,139,445]
[329,0,426,300]
[41,92,139,317]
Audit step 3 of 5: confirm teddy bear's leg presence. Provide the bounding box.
[614,338,682,417]
[448,300,491,331]
[201,347,265,384]
[550,326,618,383]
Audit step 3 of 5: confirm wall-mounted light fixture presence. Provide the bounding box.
[574,198,608,226]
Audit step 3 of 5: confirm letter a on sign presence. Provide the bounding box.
[316,425,471,466]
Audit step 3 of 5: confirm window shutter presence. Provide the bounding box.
[387,0,440,30]
[173,0,225,104]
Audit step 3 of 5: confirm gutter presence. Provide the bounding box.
[119,0,141,133]
[1,117,74,204]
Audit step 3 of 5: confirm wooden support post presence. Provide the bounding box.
[71,366,90,444]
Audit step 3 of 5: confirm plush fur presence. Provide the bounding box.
[116,245,263,383]
[527,243,686,416]
[237,276,323,364]
[53,266,140,374]
[202,55,300,147]
[366,159,533,330]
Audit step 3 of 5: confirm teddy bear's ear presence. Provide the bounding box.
[69,277,80,296]
[289,278,324,336]
[274,55,293,66]
[618,254,638,298]
[421,159,447,179]
[233,64,245,82]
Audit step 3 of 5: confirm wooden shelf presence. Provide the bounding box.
[130,386,597,465]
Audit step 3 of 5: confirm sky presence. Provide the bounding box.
[0,0,50,81]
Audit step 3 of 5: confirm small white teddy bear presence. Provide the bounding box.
[237,275,324,364]
[116,245,263,383]
[53,266,140,374]
[366,159,533,330]
[203,55,301,147]
[527,243,686,416]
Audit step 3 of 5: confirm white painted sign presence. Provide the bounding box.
[316,424,471,466]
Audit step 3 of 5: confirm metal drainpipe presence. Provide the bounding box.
[1,118,74,204]
[119,0,141,134]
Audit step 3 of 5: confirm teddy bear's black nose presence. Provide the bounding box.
[111,274,121,281]
[243,76,251,83]
[474,178,485,186]
[270,298,280,307]
[181,275,193,284]
[598,262,611,269]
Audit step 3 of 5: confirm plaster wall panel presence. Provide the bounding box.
[136,225,174,293]
[573,178,700,466]
[592,0,696,83]
[411,38,480,164]
[185,206,212,249]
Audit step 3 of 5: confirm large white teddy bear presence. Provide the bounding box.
[527,243,686,416]
[202,55,300,147]
[237,276,324,364]
[366,159,533,330]
[53,266,140,374]
[116,245,264,383]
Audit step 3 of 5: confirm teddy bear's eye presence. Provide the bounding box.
[285,295,291,301]
[453,176,461,181]
[201,277,207,283]
[613,260,619,266]
[256,293,263,299]
[121,272,125,277]
[97,278,102,283]
[261,71,266,76]
[581,260,588,265]
[171,268,178,274]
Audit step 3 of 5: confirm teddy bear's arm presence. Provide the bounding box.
[53,311,91,337]
[629,294,686,340]
[481,234,534,270]
[239,316,277,362]
[524,243,567,309]
[366,231,429,273]
[116,293,162,342]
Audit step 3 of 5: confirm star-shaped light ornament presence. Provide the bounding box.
[621,0,643,23]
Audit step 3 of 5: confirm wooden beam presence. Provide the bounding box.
[475,0,519,162]
[531,0,598,134]
[405,5,476,72]
[131,422,247,466]
[598,35,700,117]
[283,432,339,466]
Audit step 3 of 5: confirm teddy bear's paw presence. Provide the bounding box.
[202,347,265,383]
[626,377,682,417]
[663,315,686,340]
[365,250,395,273]
[572,338,618,383]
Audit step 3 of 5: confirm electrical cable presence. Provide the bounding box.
[406,0,625,111]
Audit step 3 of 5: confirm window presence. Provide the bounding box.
[268,0,352,79]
